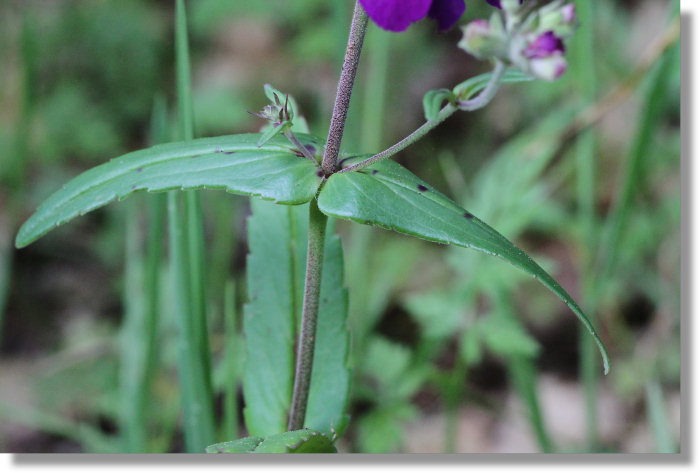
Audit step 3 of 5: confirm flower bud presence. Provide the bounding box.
[523,31,565,58]
[511,31,568,81]
[537,2,577,37]
[500,0,524,13]
[458,17,507,60]
[529,54,568,80]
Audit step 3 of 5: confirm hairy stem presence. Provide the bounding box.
[288,200,328,431]
[321,2,369,175]
[340,61,506,174]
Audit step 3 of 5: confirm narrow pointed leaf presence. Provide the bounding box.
[243,200,350,437]
[15,133,324,248]
[317,159,609,374]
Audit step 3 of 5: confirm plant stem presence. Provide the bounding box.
[340,61,506,174]
[288,200,328,431]
[287,1,368,431]
[283,129,317,163]
[572,0,600,450]
[172,0,215,451]
[223,280,240,441]
[340,104,456,174]
[321,1,369,176]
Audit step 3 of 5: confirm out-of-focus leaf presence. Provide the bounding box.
[356,404,418,454]
[477,314,540,359]
[403,290,467,339]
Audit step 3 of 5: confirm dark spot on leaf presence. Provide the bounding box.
[137,167,143,172]
[131,185,137,190]
[305,144,316,154]
[316,170,324,178]
[225,151,236,155]
[417,184,428,192]
[372,170,379,175]
[464,212,474,219]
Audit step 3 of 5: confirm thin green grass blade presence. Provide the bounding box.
[168,192,215,452]
[120,200,149,452]
[119,97,168,453]
[0,401,116,453]
[0,221,11,348]
[508,357,553,453]
[595,39,677,290]
[223,280,240,441]
[645,379,677,453]
[173,0,214,452]
[243,200,350,437]
[176,0,212,397]
[318,159,610,374]
[14,133,323,249]
[572,0,601,450]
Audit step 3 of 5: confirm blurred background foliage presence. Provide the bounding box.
[0,0,680,453]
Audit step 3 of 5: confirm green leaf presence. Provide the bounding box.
[206,430,337,454]
[206,436,264,454]
[257,121,291,147]
[453,68,533,101]
[477,315,540,359]
[243,200,350,438]
[403,290,467,339]
[356,405,417,453]
[317,158,610,374]
[242,200,300,437]
[255,430,337,453]
[15,133,324,248]
[422,88,453,121]
[459,328,483,366]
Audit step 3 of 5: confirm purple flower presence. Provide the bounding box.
[523,31,566,58]
[359,0,465,32]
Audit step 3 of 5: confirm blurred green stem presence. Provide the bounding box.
[443,357,467,454]
[572,0,600,450]
[645,379,676,453]
[223,280,240,441]
[171,0,215,451]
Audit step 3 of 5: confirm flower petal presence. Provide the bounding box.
[359,0,433,32]
[428,0,466,31]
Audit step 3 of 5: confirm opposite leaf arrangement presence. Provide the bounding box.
[15,0,609,453]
